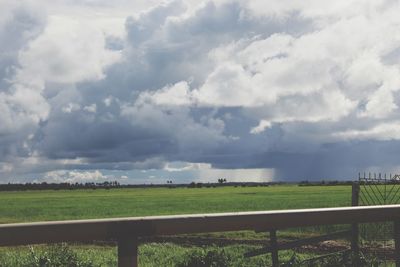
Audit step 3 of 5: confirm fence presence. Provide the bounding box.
[354,174,400,264]
[1,205,400,267]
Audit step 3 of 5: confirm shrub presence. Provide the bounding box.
[284,251,384,267]
[176,247,231,267]
[23,244,95,267]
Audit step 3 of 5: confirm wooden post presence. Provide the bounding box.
[395,221,400,267]
[118,237,138,267]
[270,230,279,267]
[351,182,360,265]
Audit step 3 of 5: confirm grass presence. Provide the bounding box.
[0,185,355,266]
[0,185,351,223]
[0,243,321,267]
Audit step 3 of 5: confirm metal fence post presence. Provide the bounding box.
[118,237,138,267]
[395,221,400,267]
[351,182,360,264]
[270,230,279,267]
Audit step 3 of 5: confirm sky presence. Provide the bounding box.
[1,0,400,184]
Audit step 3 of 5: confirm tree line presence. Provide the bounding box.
[0,181,122,191]
[0,180,355,191]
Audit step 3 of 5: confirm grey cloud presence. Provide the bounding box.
[31,0,312,164]
[126,0,185,45]
[3,0,400,182]
[0,2,46,89]
[0,2,47,165]
[35,97,227,163]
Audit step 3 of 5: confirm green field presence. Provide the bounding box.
[0,185,351,223]
[1,185,365,266]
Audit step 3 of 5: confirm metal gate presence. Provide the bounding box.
[358,172,400,265]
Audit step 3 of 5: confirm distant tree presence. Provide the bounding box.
[218,178,227,184]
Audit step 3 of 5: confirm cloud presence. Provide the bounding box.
[16,16,121,86]
[196,167,274,183]
[163,161,273,182]
[3,0,400,182]
[164,162,212,172]
[334,122,400,141]
[0,2,49,165]
[250,120,272,134]
[139,81,193,106]
[39,169,126,183]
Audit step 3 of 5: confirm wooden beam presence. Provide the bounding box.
[395,221,400,267]
[118,237,138,267]
[1,205,400,247]
[269,230,279,267]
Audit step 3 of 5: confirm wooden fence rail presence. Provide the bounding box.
[1,205,400,266]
